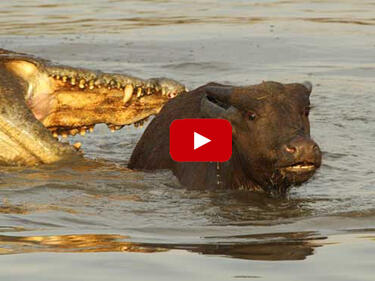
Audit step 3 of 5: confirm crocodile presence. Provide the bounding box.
[0,48,186,166]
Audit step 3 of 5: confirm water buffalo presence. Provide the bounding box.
[129,81,322,193]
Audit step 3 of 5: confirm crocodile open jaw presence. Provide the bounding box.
[0,48,186,165]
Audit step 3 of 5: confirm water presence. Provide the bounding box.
[0,1,375,280]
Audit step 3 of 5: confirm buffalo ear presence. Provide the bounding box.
[302,81,312,95]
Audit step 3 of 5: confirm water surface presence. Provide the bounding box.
[0,1,374,280]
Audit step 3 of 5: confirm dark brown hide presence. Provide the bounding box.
[129,82,322,192]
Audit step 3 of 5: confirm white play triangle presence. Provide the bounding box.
[194,132,211,150]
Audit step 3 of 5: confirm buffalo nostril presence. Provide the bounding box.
[285,145,296,154]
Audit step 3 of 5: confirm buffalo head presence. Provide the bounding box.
[201,81,322,192]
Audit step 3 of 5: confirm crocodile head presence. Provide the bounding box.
[0,48,186,166]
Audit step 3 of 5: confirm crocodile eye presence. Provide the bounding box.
[247,111,257,121]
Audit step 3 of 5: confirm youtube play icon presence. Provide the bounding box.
[170,119,232,162]
[194,132,211,150]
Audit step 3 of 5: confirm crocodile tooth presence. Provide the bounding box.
[137,88,143,98]
[79,79,86,89]
[88,80,95,90]
[73,142,82,150]
[61,132,68,138]
[123,84,134,104]
[62,76,68,83]
[69,128,79,136]
[107,124,115,132]
[80,128,86,136]
[137,87,142,97]
[88,125,95,133]
[71,77,76,86]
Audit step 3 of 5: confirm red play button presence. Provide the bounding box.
[169,119,232,162]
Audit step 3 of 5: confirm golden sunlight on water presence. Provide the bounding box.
[0,0,375,280]
[0,231,373,264]
[0,231,323,260]
[0,234,166,255]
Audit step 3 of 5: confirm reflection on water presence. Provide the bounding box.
[0,231,325,261]
[179,231,326,261]
[0,0,375,280]
[0,233,166,255]
[1,230,374,264]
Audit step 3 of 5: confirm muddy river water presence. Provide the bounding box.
[0,1,374,280]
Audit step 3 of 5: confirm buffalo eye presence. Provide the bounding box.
[247,111,257,121]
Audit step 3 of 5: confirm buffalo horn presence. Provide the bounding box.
[302,81,312,94]
[200,94,226,118]
[204,85,233,104]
